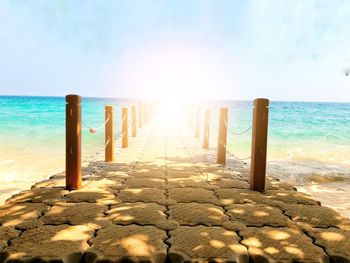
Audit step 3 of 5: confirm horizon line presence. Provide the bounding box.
[0,94,349,104]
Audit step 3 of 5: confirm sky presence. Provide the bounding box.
[0,0,350,102]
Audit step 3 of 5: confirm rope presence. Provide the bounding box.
[229,152,251,161]
[222,143,251,161]
[104,137,111,149]
[225,121,252,136]
[82,115,110,134]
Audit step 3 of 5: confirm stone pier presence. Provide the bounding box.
[0,116,349,262]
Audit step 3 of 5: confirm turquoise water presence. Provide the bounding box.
[0,96,349,189]
[0,96,132,187]
[216,100,350,165]
[201,100,350,186]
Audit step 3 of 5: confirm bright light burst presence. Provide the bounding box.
[115,41,231,102]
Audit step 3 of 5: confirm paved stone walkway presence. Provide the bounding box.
[0,116,349,262]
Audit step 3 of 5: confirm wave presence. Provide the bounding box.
[267,160,350,185]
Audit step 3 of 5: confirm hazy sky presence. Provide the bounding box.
[0,0,350,101]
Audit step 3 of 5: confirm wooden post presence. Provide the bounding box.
[217,108,228,165]
[202,109,211,149]
[145,103,150,123]
[250,98,269,192]
[65,94,82,190]
[143,102,147,125]
[138,101,143,128]
[122,107,128,148]
[190,105,195,129]
[149,102,153,121]
[132,105,137,137]
[194,107,200,137]
[105,105,114,162]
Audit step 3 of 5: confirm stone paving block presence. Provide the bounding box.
[166,170,199,178]
[31,178,65,189]
[95,170,130,179]
[264,190,320,205]
[168,188,218,204]
[48,172,65,179]
[167,162,197,168]
[85,225,167,263]
[81,167,102,176]
[83,177,125,190]
[118,188,170,204]
[217,188,319,207]
[15,219,44,230]
[201,172,228,181]
[0,203,49,226]
[0,226,20,251]
[125,177,166,188]
[135,160,166,166]
[167,177,211,188]
[283,204,350,229]
[41,202,107,226]
[168,226,248,262]
[216,189,278,206]
[199,166,232,174]
[5,187,68,205]
[193,162,215,168]
[307,227,350,262]
[222,221,247,232]
[240,227,328,263]
[210,178,250,189]
[106,202,169,227]
[65,188,120,205]
[167,167,199,174]
[265,179,297,191]
[169,203,229,226]
[1,225,94,262]
[226,203,292,227]
[97,164,133,172]
[131,168,166,178]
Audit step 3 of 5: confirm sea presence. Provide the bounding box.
[0,96,349,215]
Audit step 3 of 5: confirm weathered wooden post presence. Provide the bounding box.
[138,101,143,128]
[132,105,137,137]
[66,94,82,190]
[105,105,114,162]
[250,98,269,192]
[217,108,228,164]
[202,109,211,149]
[194,107,200,137]
[122,107,128,148]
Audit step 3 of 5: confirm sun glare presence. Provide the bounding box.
[155,98,191,129]
[115,41,230,102]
